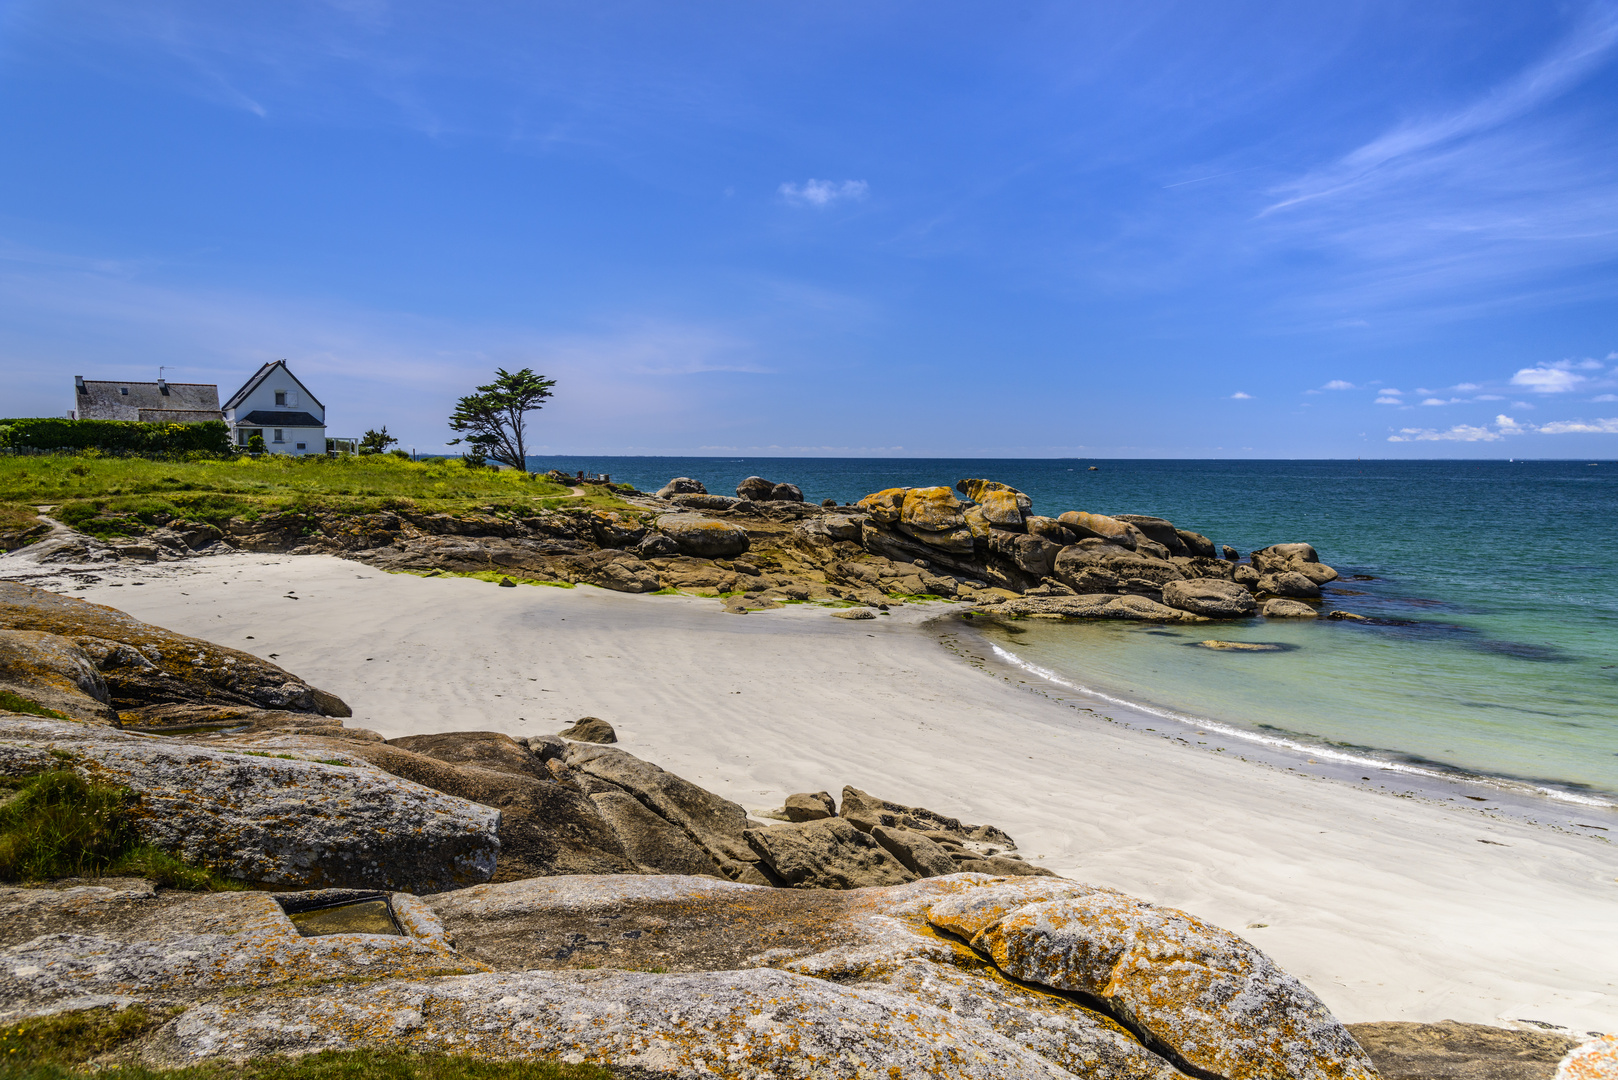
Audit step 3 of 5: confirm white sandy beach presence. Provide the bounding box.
[32,552,1618,1034]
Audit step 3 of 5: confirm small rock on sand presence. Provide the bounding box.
[560,716,617,743]
[832,608,875,620]
[1197,640,1284,651]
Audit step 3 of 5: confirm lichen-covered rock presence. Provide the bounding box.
[0,630,116,723]
[0,718,499,892]
[856,487,908,523]
[1161,579,1257,619]
[0,889,484,1014]
[957,479,1033,512]
[933,886,1377,1080]
[655,514,751,558]
[154,966,1084,1078]
[979,490,1027,527]
[0,583,349,717]
[901,486,967,532]
[281,734,633,881]
[1556,1032,1617,1080]
[744,818,917,889]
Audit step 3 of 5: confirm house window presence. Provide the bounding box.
[120,388,128,395]
[295,443,306,450]
[273,429,284,443]
[275,391,287,406]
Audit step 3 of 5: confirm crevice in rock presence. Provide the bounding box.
[927,921,1226,1080]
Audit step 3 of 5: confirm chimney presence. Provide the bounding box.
[75,376,87,394]
[157,378,169,395]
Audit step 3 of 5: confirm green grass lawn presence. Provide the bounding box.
[0,455,637,539]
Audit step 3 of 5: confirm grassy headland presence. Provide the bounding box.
[0,455,637,540]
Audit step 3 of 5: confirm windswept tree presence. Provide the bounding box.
[448,368,556,473]
[358,426,399,455]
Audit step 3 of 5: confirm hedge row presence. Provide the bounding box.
[0,418,233,456]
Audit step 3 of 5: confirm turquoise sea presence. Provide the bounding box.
[532,456,1618,807]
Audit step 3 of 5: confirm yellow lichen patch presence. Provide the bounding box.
[1557,1033,1617,1080]
[857,488,908,523]
[900,487,965,532]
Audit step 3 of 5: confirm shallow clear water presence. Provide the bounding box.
[532,456,1618,802]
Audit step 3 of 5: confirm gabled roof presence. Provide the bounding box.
[222,360,325,413]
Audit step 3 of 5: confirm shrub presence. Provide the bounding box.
[0,420,231,457]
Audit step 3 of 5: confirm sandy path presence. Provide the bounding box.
[39,552,1618,1033]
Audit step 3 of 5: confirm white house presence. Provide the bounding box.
[221,360,326,456]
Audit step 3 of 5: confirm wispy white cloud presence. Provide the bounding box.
[1389,411,1618,440]
[1375,395,1402,405]
[1258,5,1618,322]
[1593,393,1618,402]
[1539,417,1618,433]
[778,179,869,208]
[1322,379,1354,390]
[1389,423,1507,443]
[1229,391,1252,399]
[1267,7,1618,215]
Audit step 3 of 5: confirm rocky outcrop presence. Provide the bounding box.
[744,817,916,889]
[1262,598,1318,618]
[655,513,751,558]
[0,717,499,891]
[0,583,350,717]
[735,476,804,503]
[992,594,1210,623]
[1252,543,1340,585]
[0,629,116,723]
[0,873,1373,1080]
[930,880,1376,1080]
[655,477,707,498]
[564,742,762,879]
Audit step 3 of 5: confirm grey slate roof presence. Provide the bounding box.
[237,411,324,427]
[75,379,222,422]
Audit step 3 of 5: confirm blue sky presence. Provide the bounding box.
[3,1,1617,457]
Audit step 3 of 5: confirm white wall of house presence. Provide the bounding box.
[225,363,326,456]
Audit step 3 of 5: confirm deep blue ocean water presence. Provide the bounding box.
[531,456,1618,804]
